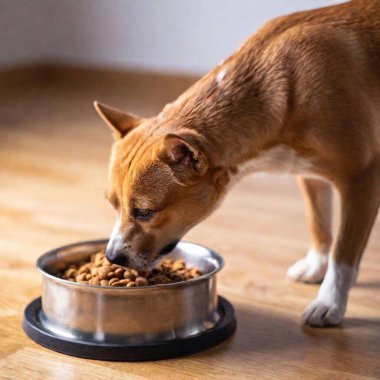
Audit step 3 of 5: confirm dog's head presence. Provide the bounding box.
[94,101,228,270]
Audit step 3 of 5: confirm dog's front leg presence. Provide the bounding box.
[287,177,332,283]
[303,161,380,326]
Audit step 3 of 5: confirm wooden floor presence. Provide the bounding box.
[0,66,379,380]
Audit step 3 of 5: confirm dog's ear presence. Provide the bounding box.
[94,101,140,139]
[159,131,208,185]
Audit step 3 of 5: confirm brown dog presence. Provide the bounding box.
[94,0,380,327]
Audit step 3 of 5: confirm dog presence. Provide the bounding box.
[94,0,380,327]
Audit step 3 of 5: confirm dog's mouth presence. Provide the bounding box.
[158,240,179,256]
[127,240,180,272]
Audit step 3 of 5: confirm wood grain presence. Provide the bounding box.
[0,66,379,379]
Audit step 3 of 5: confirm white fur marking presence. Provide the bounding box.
[242,145,313,174]
[229,145,317,189]
[303,257,357,326]
[107,214,123,254]
[216,69,226,85]
[287,248,328,283]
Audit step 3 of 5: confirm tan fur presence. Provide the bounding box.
[297,177,333,253]
[95,0,380,324]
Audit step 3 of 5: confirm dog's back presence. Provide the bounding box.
[260,0,380,76]
[246,0,380,161]
[178,0,380,151]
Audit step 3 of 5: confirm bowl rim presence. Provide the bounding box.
[36,239,224,291]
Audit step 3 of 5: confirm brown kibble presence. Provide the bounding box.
[77,273,87,282]
[135,277,148,287]
[123,270,135,280]
[103,258,112,266]
[114,268,124,278]
[170,273,184,282]
[160,265,172,275]
[64,268,77,278]
[58,249,202,287]
[78,264,91,274]
[107,271,115,279]
[89,277,100,285]
[109,278,119,286]
[190,268,202,277]
[97,268,110,280]
[150,275,172,285]
[131,269,139,277]
[172,259,185,271]
[94,253,104,265]
[110,281,123,287]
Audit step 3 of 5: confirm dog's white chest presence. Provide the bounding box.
[232,145,315,184]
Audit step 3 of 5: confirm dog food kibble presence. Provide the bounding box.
[58,250,202,287]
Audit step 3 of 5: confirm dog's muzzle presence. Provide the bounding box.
[105,244,129,266]
[106,216,130,266]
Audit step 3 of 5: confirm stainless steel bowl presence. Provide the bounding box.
[37,239,224,345]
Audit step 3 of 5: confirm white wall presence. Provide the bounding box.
[0,0,346,75]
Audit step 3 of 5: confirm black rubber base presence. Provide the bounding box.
[23,296,236,361]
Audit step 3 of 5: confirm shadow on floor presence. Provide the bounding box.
[193,303,380,378]
[355,280,380,289]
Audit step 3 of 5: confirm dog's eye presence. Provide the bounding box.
[133,208,155,221]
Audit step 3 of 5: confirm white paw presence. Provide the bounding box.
[287,248,328,283]
[302,298,345,327]
[302,258,355,327]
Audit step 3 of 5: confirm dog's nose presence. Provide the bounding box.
[105,247,129,266]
